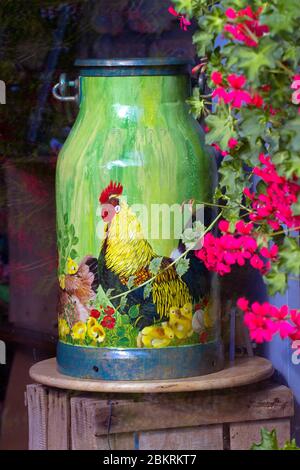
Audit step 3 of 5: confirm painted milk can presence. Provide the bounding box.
[53,58,224,380]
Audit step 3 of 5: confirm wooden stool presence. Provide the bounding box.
[27,356,294,450]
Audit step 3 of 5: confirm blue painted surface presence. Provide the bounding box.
[261,279,300,444]
[57,340,224,381]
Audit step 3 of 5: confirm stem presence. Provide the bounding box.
[109,212,223,301]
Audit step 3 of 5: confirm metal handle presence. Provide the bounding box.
[52,73,79,102]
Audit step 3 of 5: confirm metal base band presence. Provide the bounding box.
[57,341,224,381]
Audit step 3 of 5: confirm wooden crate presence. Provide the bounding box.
[26,381,294,450]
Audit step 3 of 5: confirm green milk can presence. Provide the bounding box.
[53,58,224,380]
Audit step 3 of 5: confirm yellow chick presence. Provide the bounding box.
[169,305,193,339]
[180,303,193,319]
[137,322,174,348]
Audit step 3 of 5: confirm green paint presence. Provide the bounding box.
[56,69,215,349]
[57,74,212,259]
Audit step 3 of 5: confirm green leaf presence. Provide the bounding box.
[251,428,279,451]
[128,304,140,319]
[279,237,300,276]
[63,213,68,225]
[205,113,237,151]
[281,439,300,450]
[264,268,287,296]
[175,258,190,277]
[149,257,163,275]
[143,282,153,300]
[227,40,277,83]
[118,337,130,347]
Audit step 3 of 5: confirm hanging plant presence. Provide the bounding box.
[168,0,300,344]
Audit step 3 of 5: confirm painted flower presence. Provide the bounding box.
[87,317,97,330]
[71,321,87,341]
[58,274,65,290]
[58,318,70,339]
[88,324,106,343]
[101,315,116,329]
[90,309,101,319]
[67,257,79,275]
[104,306,115,316]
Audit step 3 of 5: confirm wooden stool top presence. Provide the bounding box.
[29,356,273,393]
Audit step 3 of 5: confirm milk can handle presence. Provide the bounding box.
[52,73,79,102]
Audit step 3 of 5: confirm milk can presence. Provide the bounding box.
[53,58,224,380]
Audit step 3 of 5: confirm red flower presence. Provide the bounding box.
[104,306,115,316]
[251,93,264,108]
[90,309,101,319]
[224,6,269,48]
[101,315,116,329]
[219,220,230,233]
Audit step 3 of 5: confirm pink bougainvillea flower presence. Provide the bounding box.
[226,74,252,108]
[211,71,223,85]
[211,143,229,157]
[168,6,191,31]
[219,219,230,233]
[235,220,253,235]
[237,297,249,312]
[101,315,116,329]
[212,86,231,104]
[247,154,300,229]
[260,244,278,261]
[224,6,269,47]
[228,137,238,149]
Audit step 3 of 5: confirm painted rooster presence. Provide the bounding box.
[97,181,192,328]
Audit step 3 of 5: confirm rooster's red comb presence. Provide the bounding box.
[99,181,123,204]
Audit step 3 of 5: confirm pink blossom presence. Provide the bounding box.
[224,5,269,48]
[219,220,230,233]
[212,86,231,103]
[228,137,238,149]
[168,6,191,31]
[211,71,223,85]
[235,220,253,235]
[237,297,249,311]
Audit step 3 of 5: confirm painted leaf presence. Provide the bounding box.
[119,295,127,312]
[175,258,190,277]
[69,249,78,259]
[128,304,140,319]
[127,276,136,289]
[143,282,153,300]
[105,288,115,298]
[149,257,163,275]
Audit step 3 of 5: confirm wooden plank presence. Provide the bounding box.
[93,384,293,435]
[139,425,224,450]
[230,418,291,450]
[47,389,70,450]
[70,396,135,450]
[26,384,48,450]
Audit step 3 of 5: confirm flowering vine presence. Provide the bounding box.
[171,0,300,344]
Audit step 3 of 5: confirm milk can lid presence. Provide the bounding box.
[74,58,192,76]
